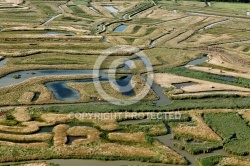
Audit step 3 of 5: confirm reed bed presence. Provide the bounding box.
[108,132,146,143]
[18,92,35,105]
[96,142,157,157]
[12,107,31,122]
[144,48,201,68]
[152,73,250,93]
[152,141,187,165]
[75,115,119,131]
[0,140,49,149]
[67,126,100,145]
[219,157,250,166]
[0,132,52,142]
[239,110,250,124]
[53,124,69,147]
[171,113,222,141]
[0,110,189,164]
[41,113,71,124]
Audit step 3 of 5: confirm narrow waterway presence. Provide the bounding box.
[88,6,99,13]
[150,32,170,46]
[155,125,228,166]
[184,56,208,66]
[172,82,197,89]
[104,6,118,13]
[41,14,62,26]
[198,20,228,32]
[0,58,7,68]
[0,56,213,106]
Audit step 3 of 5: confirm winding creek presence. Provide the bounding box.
[155,128,228,166]
[0,55,241,165]
[0,58,7,68]
[120,120,228,166]
[0,55,211,106]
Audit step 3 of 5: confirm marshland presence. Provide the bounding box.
[0,0,250,165]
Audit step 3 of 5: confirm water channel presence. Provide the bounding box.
[0,55,215,106]
[0,58,7,68]
[88,6,99,13]
[104,6,118,13]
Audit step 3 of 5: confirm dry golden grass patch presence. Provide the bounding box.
[238,109,250,123]
[0,121,50,134]
[108,132,146,143]
[20,163,50,166]
[207,53,250,73]
[53,124,69,147]
[147,123,168,135]
[41,113,71,124]
[18,92,35,105]
[175,91,250,98]
[150,73,191,88]
[138,7,184,20]
[111,1,138,13]
[136,28,171,46]
[67,126,100,145]
[96,142,157,157]
[0,132,52,142]
[191,34,231,45]
[151,73,250,93]
[153,141,186,165]
[106,36,128,45]
[171,113,222,141]
[75,115,119,131]
[0,140,49,149]
[2,0,23,5]
[12,107,31,122]
[0,123,39,134]
[144,48,200,68]
[219,157,250,166]
[0,34,102,41]
[91,3,114,18]
[188,66,250,79]
[78,5,101,17]
[94,119,119,131]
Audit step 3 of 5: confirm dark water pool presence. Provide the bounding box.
[114,25,127,32]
